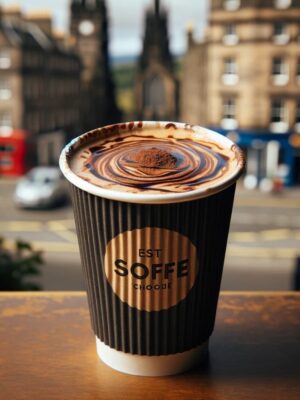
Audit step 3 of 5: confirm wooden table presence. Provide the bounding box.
[0,292,299,400]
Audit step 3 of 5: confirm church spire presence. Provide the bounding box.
[136,0,178,121]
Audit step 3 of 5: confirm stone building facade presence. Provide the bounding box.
[0,5,81,169]
[135,0,178,121]
[0,1,120,175]
[181,0,300,186]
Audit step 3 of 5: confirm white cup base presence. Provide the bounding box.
[96,337,209,376]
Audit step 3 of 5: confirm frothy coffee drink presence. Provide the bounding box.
[60,121,245,375]
[70,122,242,194]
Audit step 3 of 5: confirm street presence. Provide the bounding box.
[1,178,300,291]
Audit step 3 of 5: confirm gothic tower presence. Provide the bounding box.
[135,0,178,121]
[70,0,120,130]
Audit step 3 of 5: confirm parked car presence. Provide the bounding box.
[14,167,69,209]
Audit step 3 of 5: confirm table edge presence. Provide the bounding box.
[0,291,299,298]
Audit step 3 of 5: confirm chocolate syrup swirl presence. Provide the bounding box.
[73,133,233,194]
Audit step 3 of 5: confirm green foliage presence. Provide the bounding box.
[174,57,183,77]
[113,63,137,116]
[113,63,136,91]
[0,237,44,291]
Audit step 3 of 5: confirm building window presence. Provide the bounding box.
[0,79,12,100]
[224,0,240,11]
[274,0,292,9]
[273,22,289,44]
[224,58,237,75]
[272,57,289,85]
[221,98,238,130]
[270,99,288,133]
[223,24,239,45]
[222,58,239,85]
[295,101,300,133]
[0,51,11,69]
[0,158,12,168]
[0,144,15,152]
[143,75,166,117]
[0,112,12,131]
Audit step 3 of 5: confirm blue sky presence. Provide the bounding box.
[1,0,208,56]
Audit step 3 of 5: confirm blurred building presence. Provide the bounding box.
[135,0,178,121]
[0,5,81,174]
[70,0,120,130]
[0,0,120,177]
[181,0,300,187]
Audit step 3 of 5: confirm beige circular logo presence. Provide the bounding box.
[104,227,198,311]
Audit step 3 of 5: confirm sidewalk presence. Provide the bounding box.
[236,182,300,199]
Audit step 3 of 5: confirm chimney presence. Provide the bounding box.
[2,4,22,23]
[25,10,52,36]
[53,30,66,47]
[186,22,195,49]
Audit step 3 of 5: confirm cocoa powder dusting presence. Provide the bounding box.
[134,147,177,169]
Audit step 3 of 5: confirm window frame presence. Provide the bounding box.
[221,97,238,129]
[272,57,289,85]
[223,23,239,45]
[0,78,12,100]
[224,58,237,75]
[270,98,289,133]
[0,158,13,167]
[0,144,15,153]
[0,50,11,69]
[273,22,289,45]
[222,58,239,86]
[0,112,12,130]
[223,0,241,11]
[274,0,292,10]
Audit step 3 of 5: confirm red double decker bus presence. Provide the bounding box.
[0,130,34,177]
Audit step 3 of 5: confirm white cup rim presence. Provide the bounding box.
[59,121,245,204]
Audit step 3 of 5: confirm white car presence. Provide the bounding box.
[14,167,69,209]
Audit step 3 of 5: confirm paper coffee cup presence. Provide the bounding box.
[59,121,245,376]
